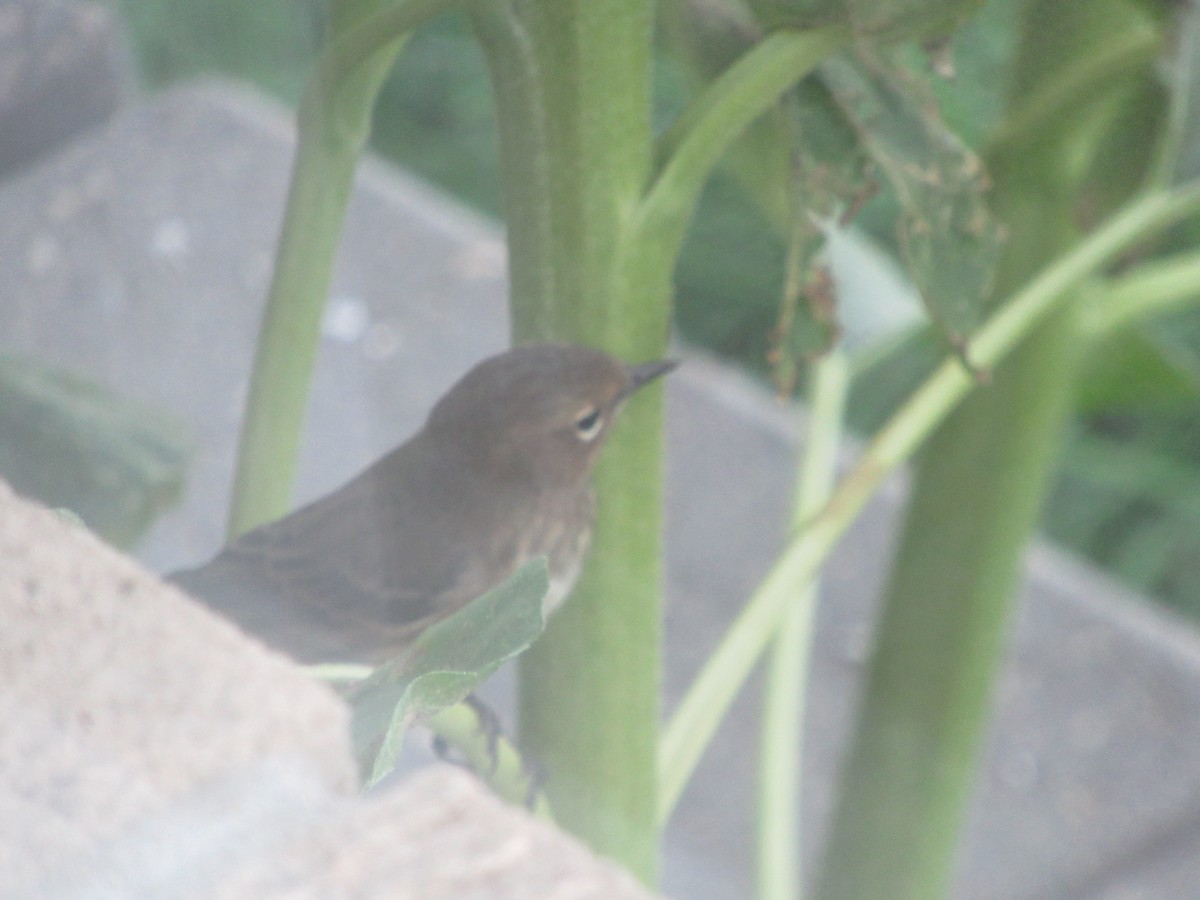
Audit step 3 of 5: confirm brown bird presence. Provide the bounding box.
[170,343,675,664]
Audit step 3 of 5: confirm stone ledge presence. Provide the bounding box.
[0,478,352,893]
[0,480,657,897]
[216,767,655,899]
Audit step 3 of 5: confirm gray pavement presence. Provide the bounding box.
[4,9,1200,895]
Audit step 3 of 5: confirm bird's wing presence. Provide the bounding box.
[171,517,455,664]
[169,445,517,663]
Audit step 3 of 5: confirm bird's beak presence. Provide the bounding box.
[623,358,678,399]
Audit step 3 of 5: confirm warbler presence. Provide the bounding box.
[170,343,675,663]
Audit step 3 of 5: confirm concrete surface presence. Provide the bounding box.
[0,479,351,895]
[4,13,1200,896]
[213,765,655,899]
[0,484,654,896]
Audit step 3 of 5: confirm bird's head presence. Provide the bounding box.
[426,343,676,488]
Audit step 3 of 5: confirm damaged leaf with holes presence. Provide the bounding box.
[662,1,871,383]
[821,53,1004,347]
[770,247,840,393]
[767,73,876,390]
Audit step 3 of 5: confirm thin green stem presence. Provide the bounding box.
[627,26,849,265]
[757,351,849,900]
[657,183,1200,823]
[1081,249,1200,338]
[226,4,431,535]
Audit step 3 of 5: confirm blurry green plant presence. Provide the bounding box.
[115,0,1200,621]
[110,0,1200,896]
[0,355,189,548]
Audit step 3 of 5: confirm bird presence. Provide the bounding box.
[170,343,676,664]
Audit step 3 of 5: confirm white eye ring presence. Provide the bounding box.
[573,406,604,442]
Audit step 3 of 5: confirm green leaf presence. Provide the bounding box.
[788,72,873,218]
[660,2,868,378]
[1081,71,1166,221]
[349,558,550,786]
[820,54,1004,343]
[661,0,765,80]
[766,75,878,387]
[0,355,190,547]
[674,174,788,365]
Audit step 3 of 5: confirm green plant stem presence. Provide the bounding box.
[471,0,665,880]
[812,7,1170,893]
[757,350,848,900]
[631,27,849,268]
[468,14,851,880]
[1082,249,1200,337]
[227,0,451,535]
[815,304,1083,900]
[658,183,1200,825]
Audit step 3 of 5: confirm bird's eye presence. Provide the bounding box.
[573,406,604,441]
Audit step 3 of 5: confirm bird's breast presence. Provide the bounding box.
[512,486,595,616]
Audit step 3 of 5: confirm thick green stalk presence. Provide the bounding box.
[468,12,851,878]
[813,304,1084,900]
[471,0,663,879]
[227,0,455,535]
[659,183,1200,825]
[814,4,1164,895]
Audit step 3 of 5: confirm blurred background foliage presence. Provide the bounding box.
[0,355,189,547]
[109,0,1200,617]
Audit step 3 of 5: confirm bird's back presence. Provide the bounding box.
[170,432,539,663]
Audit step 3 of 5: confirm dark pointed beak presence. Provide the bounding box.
[623,358,678,399]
